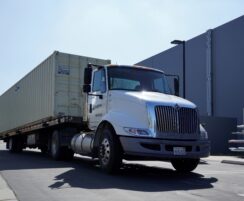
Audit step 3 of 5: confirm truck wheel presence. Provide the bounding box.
[98,126,122,173]
[171,158,200,173]
[51,131,74,161]
[9,137,23,153]
[51,131,63,160]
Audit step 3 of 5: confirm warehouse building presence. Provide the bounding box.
[137,15,244,154]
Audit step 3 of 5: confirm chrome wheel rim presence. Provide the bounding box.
[100,138,110,165]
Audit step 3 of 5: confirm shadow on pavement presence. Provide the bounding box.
[0,149,217,192]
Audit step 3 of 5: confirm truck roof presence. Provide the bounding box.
[106,64,165,74]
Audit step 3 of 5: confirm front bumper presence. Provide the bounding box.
[119,136,210,159]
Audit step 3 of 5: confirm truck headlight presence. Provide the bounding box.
[200,124,208,140]
[123,127,151,136]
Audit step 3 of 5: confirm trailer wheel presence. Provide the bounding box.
[98,126,122,173]
[9,137,23,153]
[51,131,74,161]
[171,158,200,173]
[51,131,63,160]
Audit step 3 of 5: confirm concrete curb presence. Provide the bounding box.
[0,174,18,201]
[221,160,244,166]
[204,156,244,166]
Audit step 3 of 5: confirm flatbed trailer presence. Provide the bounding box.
[0,116,83,139]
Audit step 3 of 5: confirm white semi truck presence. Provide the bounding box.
[0,52,210,173]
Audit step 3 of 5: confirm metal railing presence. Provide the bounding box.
[229,125,244,153]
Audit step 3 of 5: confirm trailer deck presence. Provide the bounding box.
[0,116,83,140]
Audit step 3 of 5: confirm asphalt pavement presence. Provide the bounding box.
[0,174,18,201]
[0,141,244,201]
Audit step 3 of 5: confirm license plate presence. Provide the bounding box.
[173,147,186,155]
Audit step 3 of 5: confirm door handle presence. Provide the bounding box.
[89,104,92,113]
[88,93,103,99]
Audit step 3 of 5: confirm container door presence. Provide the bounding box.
[87,68,107,130]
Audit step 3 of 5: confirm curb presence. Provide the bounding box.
[221,160,244,166]
[0,174,18,201]
[204,156,244,165]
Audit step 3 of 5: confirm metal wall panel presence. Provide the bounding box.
[185,34,207,115]
[137,15,244,124]
[212,16,244,123]
[200,116,237,154]
[0,51,110,134]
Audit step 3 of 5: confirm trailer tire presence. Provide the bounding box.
[9,137,23,153]
[51,131,63,160]
[98,126,122,173]
[51,131,74,161]
[171,158,200,173]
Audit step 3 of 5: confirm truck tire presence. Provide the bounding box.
[51,131,61,160]
[9,137,23,153]
[51,131,74,161]
[98,126,122,173]
[171,158,200,173]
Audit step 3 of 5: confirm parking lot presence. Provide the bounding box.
[0,142,244,201]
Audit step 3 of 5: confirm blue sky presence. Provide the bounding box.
[0,0,244,95]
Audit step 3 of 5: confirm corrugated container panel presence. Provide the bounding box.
[0,54,55,133]
[54,52,110,117]
[0,51,110,134]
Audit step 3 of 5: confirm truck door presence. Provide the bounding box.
[87,68,107,130]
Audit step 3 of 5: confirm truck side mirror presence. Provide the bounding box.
[174,78,179,96]
[84,67,92,85]
[83,84,91,93]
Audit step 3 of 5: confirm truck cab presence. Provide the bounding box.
[80,64,210,173]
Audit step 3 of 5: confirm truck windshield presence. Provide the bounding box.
[108,67,171,94]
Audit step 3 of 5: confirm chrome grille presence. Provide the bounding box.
[155,106,199,134]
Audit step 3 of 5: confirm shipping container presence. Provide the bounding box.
[0,51,110,134]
